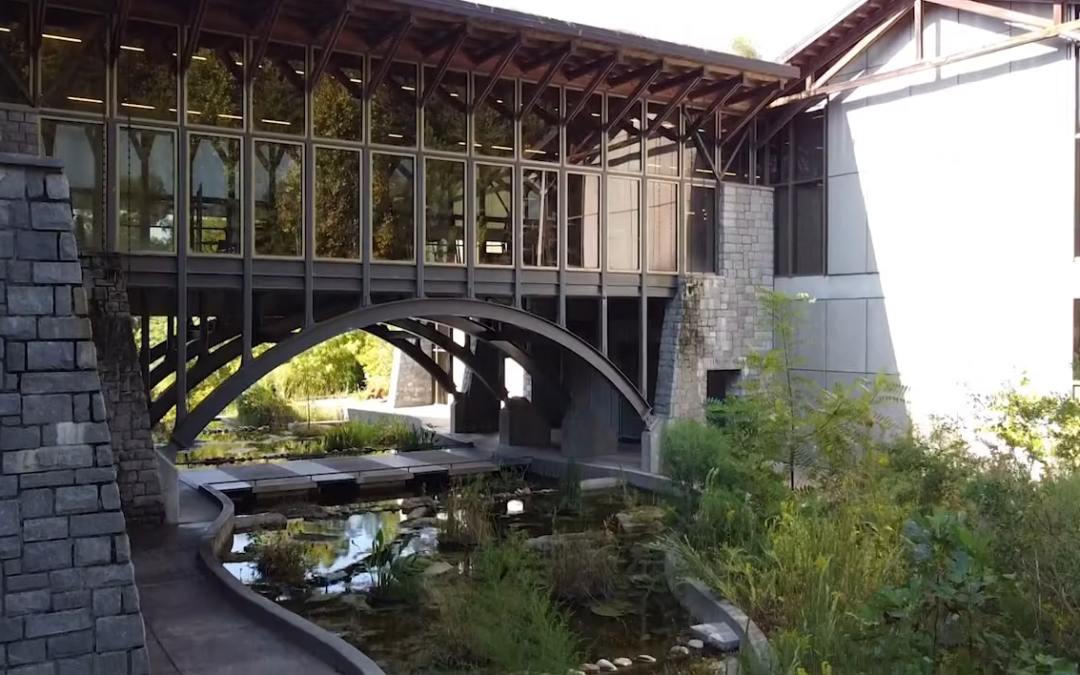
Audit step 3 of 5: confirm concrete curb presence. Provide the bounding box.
[195,484,388,675]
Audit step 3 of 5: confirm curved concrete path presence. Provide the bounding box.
[130,485,339,675]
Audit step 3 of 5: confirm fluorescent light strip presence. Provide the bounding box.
[491,145,513,152]
[44,33,81,43]
[120,45,144,52]
[387,133,404,139]
[261,119,291,126]
[0,27,12,33]
[68,96,103,104]
[401,85,415,91]
[121,102,155,110]
[218,114,242,120]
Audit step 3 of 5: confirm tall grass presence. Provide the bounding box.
[236,383,296,428]
[433,535,580,672]
[321,419,437,452]
[440,478,494,548]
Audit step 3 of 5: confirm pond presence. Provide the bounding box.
[224,472,736,674]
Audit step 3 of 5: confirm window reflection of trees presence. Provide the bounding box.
[567,173,600,269]
[647,181,677,272]
[372,153,415,261]
[0,4,32,105]
[645,102,679,177]
[425,159,465,264]
[315,147,361,260]
[424,68,467,152]
[254,141,303,257]
[522,169,558,268]
[190,135,241,255]
[608,176,640,271]
[117,22,177,122]
[474,76,515,158]
[607,96,643,173]
[371,60,417,147]
[476,164,513,266]
[42,120,104,251]
[253,43,305,135]
[314,53,363,141]
[565,90,603,167]
[186,33,245,128]
[521,84,560,163]
[119,128,176,253]
[40,10,106,114]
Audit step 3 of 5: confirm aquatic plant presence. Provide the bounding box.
[440,478,494,548]
[365,528,426,604]
[543,531,618,601]
[321,419,437,453]
[248,533,313,586]
[433,534,580,672]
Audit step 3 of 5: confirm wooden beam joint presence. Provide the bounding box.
[250,0,288,76]
[309,0,352,90]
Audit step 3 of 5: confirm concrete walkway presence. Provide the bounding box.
[130,486,339,675]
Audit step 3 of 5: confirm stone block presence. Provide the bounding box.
[30,201,73,231]
[0,392,20,415]
[24,609,91,638]
[94,615,143,652]
[54,287,71,316]
[27,343,75,371]
[8,638,46,665]
[49,422,109,446]
[75,342,95,370]
[0,616,24,643]
[51,591,90,612]
[20,471,75,489]
[0,498,20,535]
[7,574,50,592]
[23,540,72,573]
[4,446,93,474]
[47,630,92,659]
[6,341,25,371]
[0,316,36,338]
[69,513,125,538]
[86,565,134,590]
[55,486,98,515]
[48,569,85,594]
[8,286,53,315]
[45,174,69,201]
[57,655,93,675]
[74,538,111,566]
[20,489,53,518]
[91,589,121,618]
[23,517,68,542]
[5,590,52,616]
[16,231,58,261]
[0,166,27,199]
[23,394,74,424]
[99,485,120,511]
[32,262,81,285]
[93,651,127,675]
[20,372,98,394]
[36,318,90,341]
[1,427,41,451]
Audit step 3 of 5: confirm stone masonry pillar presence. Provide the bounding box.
[0,107,41,156]
[650,183,775,471]
[0,155,150,674]
[80,255,165,526]
[388,338,435,408]
[451,339,501,434]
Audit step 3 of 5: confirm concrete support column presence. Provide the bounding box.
[451,339,502,434]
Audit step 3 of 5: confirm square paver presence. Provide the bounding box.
[251,477,316,494]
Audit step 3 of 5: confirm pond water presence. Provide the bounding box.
[225,475,725,674]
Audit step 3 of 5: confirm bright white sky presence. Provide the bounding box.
[473,0,856,61]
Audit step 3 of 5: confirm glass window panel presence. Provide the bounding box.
[371,60,417,147]
[567,173,599,269]
[686,185,716,274]
[565,90,602,167]
[424,68,467,152]
[474,76,515,158]
[607,96,642,173]
[190,135,241,255]
[253,141,302,257]
[774,186,790,276]
[40,10,105,114]
[313,52,363,141]
[608,177,640,271]
[522,169,558,268]
[476,164,513,266]
[253,43,305,135]
[683,107,717,180]
[647,181,677,272]
[646,102,679,177]
[42,120,103,251]
[187,33,244,128]
[793,109,825,181]
[521,84,560,162]
[0,4,31,105]
[118,128,176,253]
[371,153,415,261]
[117,22,177,122]
[425,159,465,264]
[793,181,824,275]
[315,147,360,260]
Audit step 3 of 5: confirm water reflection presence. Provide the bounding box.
[228,508,441,592]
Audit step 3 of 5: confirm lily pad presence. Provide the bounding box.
[589,599,638,618]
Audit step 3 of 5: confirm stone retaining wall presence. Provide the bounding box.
[0,154,149,673]
[0,107,39,156]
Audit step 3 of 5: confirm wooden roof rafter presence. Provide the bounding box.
[519,42,573,119]
[180,0,210,73]
[108,0,132,62]
[419,23,468,109]
[308,0,352,90]
[250,0,288,75]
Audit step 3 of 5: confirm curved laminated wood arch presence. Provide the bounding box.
[169,298,652,452]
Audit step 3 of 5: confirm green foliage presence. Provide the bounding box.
[248,533,313,586]
[731,36,761,59]
[235,383,296,428]
[320,419,436,452]
[541,532,618,601]
[982,380,1080,471]
[366,527,426,604]
[433,534,580,673]
[440,478,495,548]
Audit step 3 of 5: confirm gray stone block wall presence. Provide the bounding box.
[79,255,164,526]
[654,183,775,422]
[0,107,40,156]
[388,339,435,408]
[0,155,149,673]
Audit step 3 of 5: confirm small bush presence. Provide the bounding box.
[434,535,579,672]
[236,383,296,429]
[543,533,618,601]
[248,534,312,585]
[440,478,494,548]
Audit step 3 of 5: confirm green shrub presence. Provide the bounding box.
[236,383,296,428]
[248,533,312,585]
[433,535,579,672]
